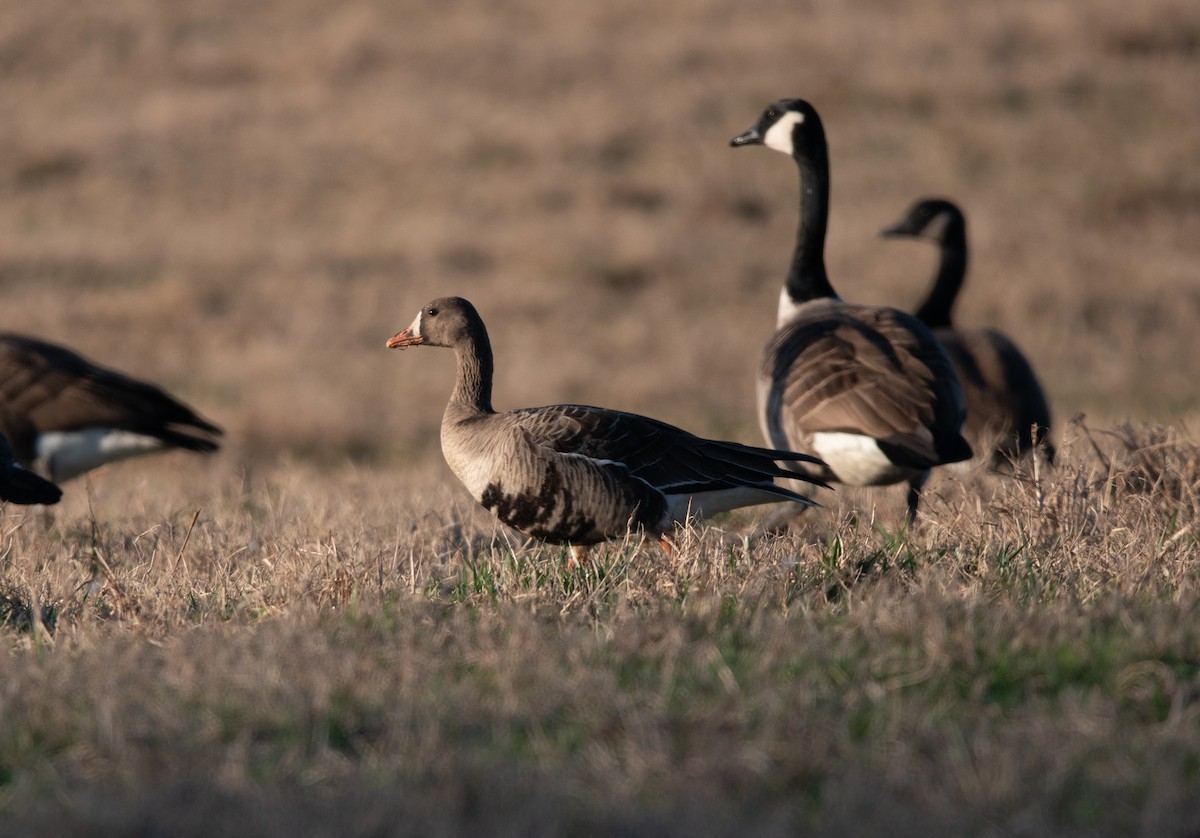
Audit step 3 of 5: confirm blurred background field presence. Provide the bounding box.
[3,0,1198,473]
[3,0,1200,834]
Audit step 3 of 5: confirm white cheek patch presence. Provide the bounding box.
[924,212,951,241]
[763,111,805,155]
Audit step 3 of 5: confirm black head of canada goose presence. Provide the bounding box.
[0,335,223,483]
[0,432,61,506]
[386,296,829,561]
[731,99,972,523]
[879,197,1055,467]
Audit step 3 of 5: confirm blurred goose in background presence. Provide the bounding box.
[0,335,223,483]
[879,197,1055,468]
[386,296,828,562]
[730,99,971,523]
[0,432,61,506]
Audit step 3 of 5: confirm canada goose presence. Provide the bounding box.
[879,197,1055,467]
[730,99,971,523]
[386,296,828,561]
[0,433,61,505]
[0,335,223,483]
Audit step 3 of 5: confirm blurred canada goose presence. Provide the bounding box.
[0,433,61,505]
[387,296,828,560]
[730,99,971,523]
[880,198,1055,467]
[0,335,223,483]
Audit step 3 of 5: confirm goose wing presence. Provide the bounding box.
[0,335,223,462]
[763,305,965,468]
[508,403,826,499]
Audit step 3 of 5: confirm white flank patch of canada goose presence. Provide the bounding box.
[35,429,166,482]
[809,432,909,487]
[763,111,804,155]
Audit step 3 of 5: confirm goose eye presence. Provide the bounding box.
[427,307,439,317]
[766,108,779,121]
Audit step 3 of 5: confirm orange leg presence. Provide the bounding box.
[567,544,589,569]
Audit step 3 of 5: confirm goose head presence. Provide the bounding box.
[879,198,964,245]
[387,296,482,351]
[730,98,825,159]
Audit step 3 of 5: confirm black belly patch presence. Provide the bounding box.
[478,459,663,545]
[479,465,599,544]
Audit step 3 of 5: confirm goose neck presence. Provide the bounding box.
[450,328,495,415]
[783,149,838,305]
[914,226,967,329]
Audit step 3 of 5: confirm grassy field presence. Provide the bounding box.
[2,0,1200,833]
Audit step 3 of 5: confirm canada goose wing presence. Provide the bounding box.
[0,336,222,455]
[765,308,945,466]
[939,327,1052,460]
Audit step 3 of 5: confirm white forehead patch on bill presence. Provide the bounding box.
[409,309,424,336]
[763,111,805,155]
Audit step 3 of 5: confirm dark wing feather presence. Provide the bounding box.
[764,302,970,468]
[508,403,827,498]
[938,327,1052,463]
[0,335,223,464]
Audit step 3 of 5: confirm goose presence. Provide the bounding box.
[386,296,828,561]
[730,99,971,523]
[879,197,1054,467]
[0,433,61,506]
[0,334,223,483]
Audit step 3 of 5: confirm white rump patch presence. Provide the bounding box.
[763,111,805,155]
[810,432,912,487]
[35,428,167,482]
[665,487,786,524]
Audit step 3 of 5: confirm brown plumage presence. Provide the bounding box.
[731,99,971,523]
[880,198,1054,468]
[0,335,223,482]
[387,296,828,559]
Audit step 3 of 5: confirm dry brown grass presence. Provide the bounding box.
[2,427,1200,835]
[3,0,1200,833]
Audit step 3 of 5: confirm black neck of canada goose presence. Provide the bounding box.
[902,200,969,328]
[731,98,839,313]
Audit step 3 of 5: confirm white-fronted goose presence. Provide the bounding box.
[386,296,828,560]
[0,335,223,482]
[880,197,1054,467]
[730,99,971,523]
[0,433,61,505]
